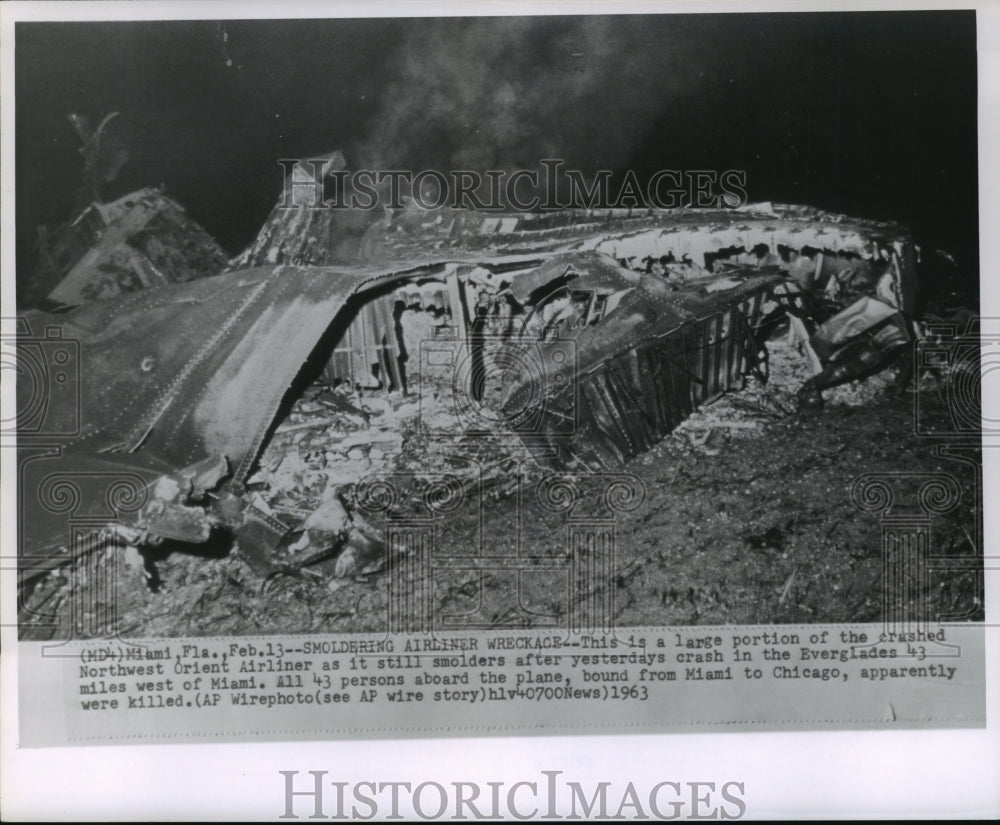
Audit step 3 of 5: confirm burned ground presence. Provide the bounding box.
[19,335,982,640]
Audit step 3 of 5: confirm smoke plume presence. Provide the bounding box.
[354,16,700,175]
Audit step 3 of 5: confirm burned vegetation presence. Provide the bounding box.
[16,167,983,639]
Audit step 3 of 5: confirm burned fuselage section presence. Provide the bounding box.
[14,202,922,602]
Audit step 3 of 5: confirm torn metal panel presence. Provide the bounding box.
[136,453,230,543]
[228,150,359,270]
[505,251,641,304]
[15,255,505,573]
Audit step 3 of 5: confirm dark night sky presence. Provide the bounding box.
[14,12,979,296]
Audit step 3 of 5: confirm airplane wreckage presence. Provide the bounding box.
[15,175,926,603]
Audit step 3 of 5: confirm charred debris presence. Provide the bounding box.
[17,156,961,600]
[25,114,228,309]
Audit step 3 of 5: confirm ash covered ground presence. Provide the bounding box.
[20,335,982,639]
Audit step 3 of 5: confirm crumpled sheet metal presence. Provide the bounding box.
[19,262,434,483]
[506,250,641,304]
[801,295,914,397]
[15,260,453,572]
[504,265,779,389]
[580,218,916,314]
[582,219,906,266]
[501,260,780,469]
[520,303,772,470]
[809,296,899,363]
